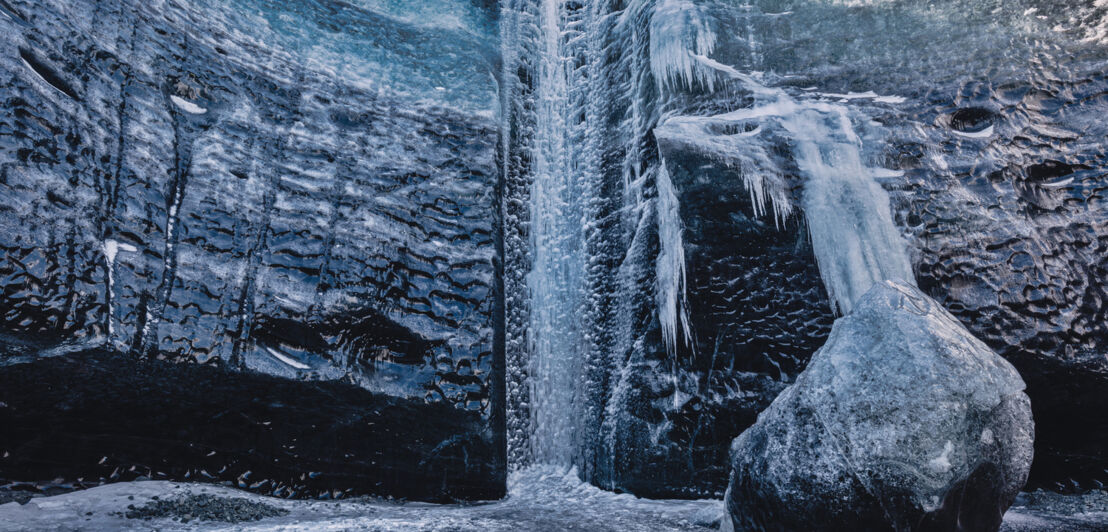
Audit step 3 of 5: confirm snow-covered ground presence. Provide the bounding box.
[0,468,721,531]
[1,468,1105,531]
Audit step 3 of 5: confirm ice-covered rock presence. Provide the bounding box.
[726,280,1033,532]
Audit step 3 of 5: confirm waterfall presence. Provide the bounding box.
[784,107,916,314]
[500,0,699,473]
[523,0,586,466]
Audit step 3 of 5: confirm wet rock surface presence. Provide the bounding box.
[727,281,1034,532]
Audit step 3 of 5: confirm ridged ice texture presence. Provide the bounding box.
[0,0,500,410]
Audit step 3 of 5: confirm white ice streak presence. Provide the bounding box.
[102,239,137,337]
[170,95,208,114]
[1041,176,1075,188]
[655,160,692,356]
[817,90,907,104]
[952,124,995,138]
[265,346,311,370]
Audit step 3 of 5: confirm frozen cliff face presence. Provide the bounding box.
[0,0,504,500]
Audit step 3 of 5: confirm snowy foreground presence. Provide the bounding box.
[1,467,1105,532]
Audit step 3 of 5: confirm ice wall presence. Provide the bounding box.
[0,0,505,500]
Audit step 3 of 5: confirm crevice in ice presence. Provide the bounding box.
[19,47,80,101]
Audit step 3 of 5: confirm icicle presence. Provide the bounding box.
[649,0,718,92]
[655,161,692,356]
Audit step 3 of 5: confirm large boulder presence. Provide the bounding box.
[726,280,1034,532]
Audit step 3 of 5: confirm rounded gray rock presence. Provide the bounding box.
[726,280,1034,532]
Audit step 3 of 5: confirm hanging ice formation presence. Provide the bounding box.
[654,58,916,314]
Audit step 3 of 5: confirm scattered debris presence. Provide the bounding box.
[120,494,288,523]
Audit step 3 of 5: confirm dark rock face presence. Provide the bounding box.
[0,349,503,501]
[727,281,1034,532]
[0,0,504,500]
[597,148,835,499]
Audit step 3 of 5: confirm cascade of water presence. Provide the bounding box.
[524,0,586,466]
[783,107,916,314]
[501,0,711,473]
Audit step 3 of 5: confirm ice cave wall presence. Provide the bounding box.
[0,0,505,501]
